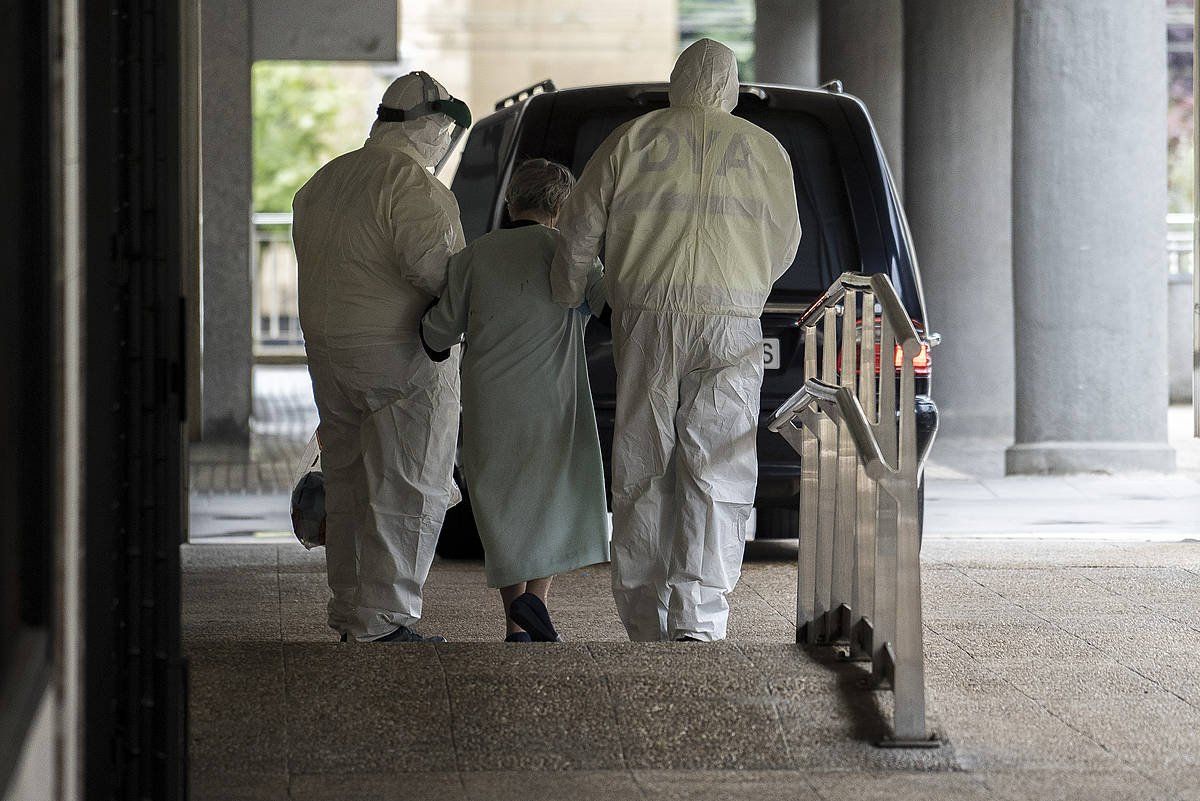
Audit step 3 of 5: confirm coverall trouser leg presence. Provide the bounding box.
[307,342,460,640]
[610,310,762,642]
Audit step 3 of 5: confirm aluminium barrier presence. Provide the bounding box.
[252,211,306,363]
[767,271,939,747]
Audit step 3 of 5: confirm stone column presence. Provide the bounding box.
[200,0,253,445]
[903,0,1014,439]
[819,0,904,192]
[754,0,819,86]
[1008,0,1173,473]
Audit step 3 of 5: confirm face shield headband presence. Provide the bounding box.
[376,72,472,174]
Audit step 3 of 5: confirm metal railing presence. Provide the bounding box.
[252,211,305,360]
[767,271,938,747]
[1165,212,1199,436]
[1167,212,1194,275]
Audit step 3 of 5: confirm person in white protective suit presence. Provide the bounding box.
[551,39,801,642]
[292,71,472,643]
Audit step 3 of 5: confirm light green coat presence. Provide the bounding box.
[422,222,609,588]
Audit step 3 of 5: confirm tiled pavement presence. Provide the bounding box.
[186,538,1200,801]
[189,366,317,496]
[186,369,1200,798]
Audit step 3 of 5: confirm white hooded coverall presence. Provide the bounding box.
[551,39,802,641]
[292,73,465,641]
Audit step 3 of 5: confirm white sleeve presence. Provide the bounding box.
[551,126,627,307]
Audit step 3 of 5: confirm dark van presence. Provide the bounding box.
[438,80,938,555]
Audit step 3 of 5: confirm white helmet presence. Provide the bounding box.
[372,71,471,174]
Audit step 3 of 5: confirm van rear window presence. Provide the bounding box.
[453,112,517,242]
[739,108,859,296]
[527,102,860,299]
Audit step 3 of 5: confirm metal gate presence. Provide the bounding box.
[768,271,939,747]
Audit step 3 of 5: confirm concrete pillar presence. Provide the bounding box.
[903,1,1014,438]
[819,0,904,192]
[1007,0,1173,473]
[754,0,819,86]
[200,0,253,445]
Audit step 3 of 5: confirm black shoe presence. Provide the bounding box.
[339,632,348,643]
[508,593,561,642]
[375,625,447,643]
[504,632,532,643]
[674,635,704,642]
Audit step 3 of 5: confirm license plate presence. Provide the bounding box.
[763,338,782,370]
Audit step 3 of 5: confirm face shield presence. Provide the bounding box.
[376,72,471,175]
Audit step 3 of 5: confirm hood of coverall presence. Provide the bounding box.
[668,38,740,112]
[367,72,461,172]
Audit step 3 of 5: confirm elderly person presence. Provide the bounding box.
[420,159,610,642]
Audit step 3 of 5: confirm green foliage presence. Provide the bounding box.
[252,62,370,213]
[679,0,756,80]
[1169,136,1194,214]
[1166,12,1194,213]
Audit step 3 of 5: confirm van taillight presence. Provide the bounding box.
[834,318,932,377]
[897,341,932,377]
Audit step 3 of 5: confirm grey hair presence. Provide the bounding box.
[505,159,575,218]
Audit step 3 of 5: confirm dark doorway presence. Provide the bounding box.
[83,1,188,799]
[0,0,55,788]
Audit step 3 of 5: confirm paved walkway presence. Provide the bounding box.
[186,537,1200,801]
[185,369,1200,798]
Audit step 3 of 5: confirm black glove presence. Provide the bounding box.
[419,298,454,363]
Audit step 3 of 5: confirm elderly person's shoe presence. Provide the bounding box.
[508,593,561,642]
